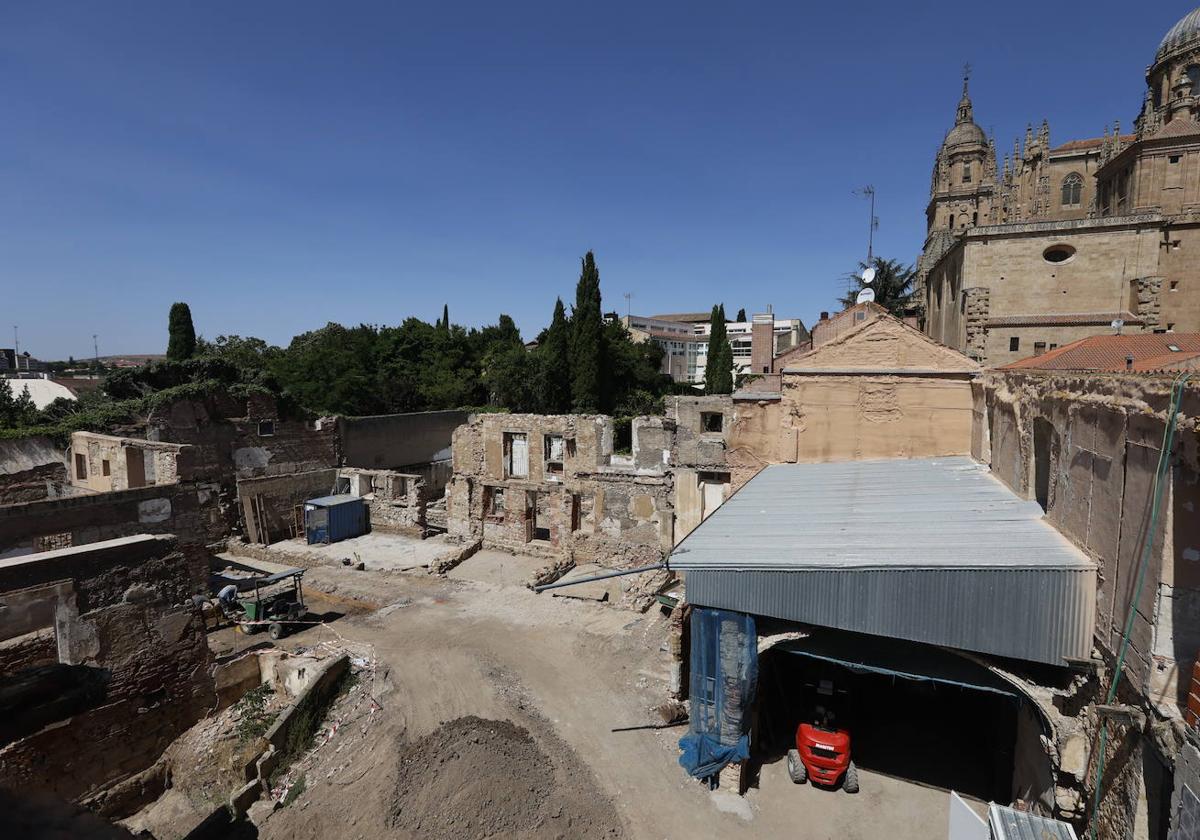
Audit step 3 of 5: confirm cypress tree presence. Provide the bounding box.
[441,303,450,330]
[704,304,733,394]
[570,251,603,413]
[167,302,197,361]
[736,308,747,323]
[539,297,572,413]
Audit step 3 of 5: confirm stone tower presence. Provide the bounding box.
[925,72,997,236]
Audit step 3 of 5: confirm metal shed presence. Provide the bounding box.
[304,494,368,545]
[671,457,1096,667]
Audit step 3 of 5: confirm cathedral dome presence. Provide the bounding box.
[944,121,987,147]
[1158,7,1200,58]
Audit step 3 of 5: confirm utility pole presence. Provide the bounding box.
[623,292,633,319]
[854,186,879,264]
[93,334,100,372]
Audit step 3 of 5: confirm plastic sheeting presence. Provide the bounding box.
[678,607,757,779]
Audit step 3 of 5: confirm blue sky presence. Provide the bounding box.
[2,1,1194,358]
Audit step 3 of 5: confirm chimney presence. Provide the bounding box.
[819,312,829,321]
[751,312,774,375]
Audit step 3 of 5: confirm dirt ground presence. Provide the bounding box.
[240,548,974,840]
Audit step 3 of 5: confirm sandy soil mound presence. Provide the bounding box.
[389,716,622,840]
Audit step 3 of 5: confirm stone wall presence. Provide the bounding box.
[69,431,194,493]
[237,469,338,545]
[0,535,215,810]
[338,467,427,536]
[981,370,1200,712]
[0,482,226,559]
[147,393,338,483]
[338,410,465,470]
[0,436,70,506]
[447,413,675,578]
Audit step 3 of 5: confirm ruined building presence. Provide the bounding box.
[919,6,1200,366]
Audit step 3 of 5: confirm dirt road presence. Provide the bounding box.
[257,562,964,840]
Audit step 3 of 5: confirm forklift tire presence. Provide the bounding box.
[786,749,806,784]
[843,762,859,794]
[269,622,285,641]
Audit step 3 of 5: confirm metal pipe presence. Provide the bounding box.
[533,563,667,593]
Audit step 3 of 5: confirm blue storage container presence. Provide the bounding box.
[304,494,369,545]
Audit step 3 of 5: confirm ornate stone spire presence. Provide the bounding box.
[956,65,974,125]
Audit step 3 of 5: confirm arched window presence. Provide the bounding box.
[1061,173,1083,208]
[1188,65,1200,93]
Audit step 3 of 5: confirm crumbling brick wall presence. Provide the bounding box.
[147,393,338,483]
[0,536,215,810]
[237,469,338,544]
[447,413,674,572]
[0,483,226,558]
[338,467,428,536]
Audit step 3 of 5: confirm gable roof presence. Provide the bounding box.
[782,312,981,375]
[1000,333,1200,372]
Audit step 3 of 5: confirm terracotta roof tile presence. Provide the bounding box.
[985,312,1142,328]
[1000,334,1200,372]
[1051,135,1135,153]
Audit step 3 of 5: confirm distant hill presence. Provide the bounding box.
[97,354,166,368]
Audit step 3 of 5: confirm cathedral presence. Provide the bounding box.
[919,7,1200,365]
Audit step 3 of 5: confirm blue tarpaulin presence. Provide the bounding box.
[678,608,757,780]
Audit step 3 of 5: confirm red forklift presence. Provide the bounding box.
[786,676,859,793]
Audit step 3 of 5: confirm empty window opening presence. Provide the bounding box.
[125,448,147,489]
[503,432,529,478]
[101,459,111,477]
[962,163,972,183]
[257,419,276,437]
[1033,418,1058,514]
[701,412,724,434]
[486,486,505,518]
[529,491,550,542]
[544,435,565,475]
[74,453,87,480]
[1168,324,1177,333]
[855,311,866,322]
[571,493,583,532]
[1049,343,1058,350]
[1033,342,1047,357]
[1171,280,1180,291]
[1009,337,1020,352]
[1170,155,1182,164]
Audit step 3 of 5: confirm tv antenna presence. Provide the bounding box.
[623,292,633,319]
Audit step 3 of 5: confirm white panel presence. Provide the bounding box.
[948,792,987,840]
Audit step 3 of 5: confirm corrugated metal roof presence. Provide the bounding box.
[988,803,1078,840]
[305,493,362,507]
[671,457,1093,572]
[672,457,1097,665]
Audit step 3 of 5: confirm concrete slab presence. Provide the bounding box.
[228,532,461,573]
[548,563,621,602]
[446,549,546,587]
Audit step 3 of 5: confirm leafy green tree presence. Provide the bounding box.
[570,252,603,413]
[704,304,734,395]
[167,302,197,360]
[736,308,747,322]
[838,257,916,317]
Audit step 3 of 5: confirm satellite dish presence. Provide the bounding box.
[861,267,876,285]
[856,288,876,304]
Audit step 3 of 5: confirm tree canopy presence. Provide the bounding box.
[838,257,917,317]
